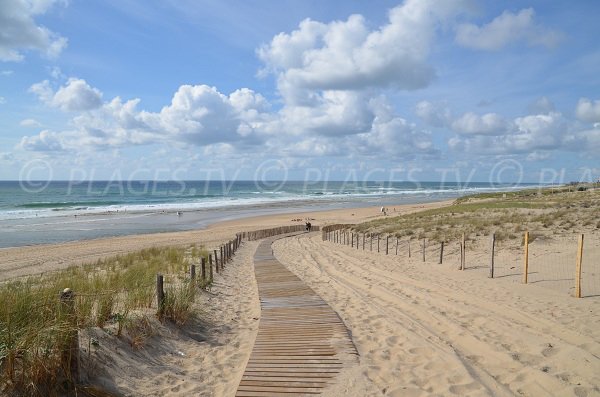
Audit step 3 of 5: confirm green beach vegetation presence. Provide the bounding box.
[0,244,210,396]
[354,184,600,243]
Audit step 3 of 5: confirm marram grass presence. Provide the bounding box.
[0,244,209,396]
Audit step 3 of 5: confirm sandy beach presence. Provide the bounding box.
[1,198,599,396]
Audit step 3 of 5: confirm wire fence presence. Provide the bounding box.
[324,228,600,298]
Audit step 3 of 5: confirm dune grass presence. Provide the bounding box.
[354,184,600,243]
[0,244,209,396]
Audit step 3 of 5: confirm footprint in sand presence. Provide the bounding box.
[541,343,557,357]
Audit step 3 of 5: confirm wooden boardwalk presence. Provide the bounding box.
[236,235,358,396]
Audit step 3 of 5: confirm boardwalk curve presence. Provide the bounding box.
[236,234,358,396]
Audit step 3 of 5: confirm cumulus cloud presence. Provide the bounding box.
[448,111,569,155]
[456,8,563,51]
[19,130,67,152]
[414,100,452,127]
[30,78,103,111]
[576,98,600,123]
[19,83,273,152]
[451,112,510,135]
[258,0,467,101]
[277,90,375,137]
[0,0,68,61]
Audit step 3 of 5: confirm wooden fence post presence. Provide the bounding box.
[460,233,466,270]
[439,241,444,264]
[386,235,389,255]
[396,237,399,255]
[370,234,373,251]
[362,233,365,250]
[60,288,79,383]
[208,254,213,281]
[220,246,224,270]
[575,234,584,298]
[351,233,354,247]
[190,264,196,281]
[201,257,206,281]
[213,250,219,274]
[356,233,359,250]
[489,233,496,278]
[408,238,411,258]
[523,231,529,283]
[156,274,165,317]
[377,235,380,253]
[422,238,426,262]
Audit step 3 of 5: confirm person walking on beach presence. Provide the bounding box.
[307,221,312,232]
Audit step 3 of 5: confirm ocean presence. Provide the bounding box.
[0,180,534,248]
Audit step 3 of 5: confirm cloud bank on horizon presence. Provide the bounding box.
[1,0,599,182]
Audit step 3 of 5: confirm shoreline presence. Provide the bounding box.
[0,195,450,249]
[0,199,452,282]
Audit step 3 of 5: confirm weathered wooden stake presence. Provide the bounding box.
[575,233,584,298]
[208,254,213,281]
[220,246,224,270]
[190,264,196,280]
[439,241,444,264]
[396,237,399,255]
[156,274,165,316]
[489,233,496,278]
[377,235,380,253]
[370,234,373,251]
[461,233,466,270]
[213,250,219,273]
[408,238,411,258]
[362,233,365,250]
[523,231,529,283]
[351,233,354,247]
[60,288,79,383]
[201,257,206,281]
[422,238,426,262]
[385,235,389,255]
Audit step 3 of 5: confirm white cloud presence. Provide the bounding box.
[19,130,67,152]
[414,100,452,127]
[0,0,68,61]
[0,96,5,104]
[20,83,272,152]
[456,8,562,51]
[1,70,14,76]
[451,112,510,135]
[30,78,103,111]
[20,118,42,127]
[258,0,466,101]
[53,78,103,111]
[575,98,600,123]
[449,111,569,155]
[277,90,374,137]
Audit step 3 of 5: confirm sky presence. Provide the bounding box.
[1,0,599,184]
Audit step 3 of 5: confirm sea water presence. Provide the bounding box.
[0,180,533,248]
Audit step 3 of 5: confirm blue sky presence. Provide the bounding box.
[1,0,599,183]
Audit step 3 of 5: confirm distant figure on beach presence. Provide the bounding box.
[305,221,312,232]
[177,211,182,217]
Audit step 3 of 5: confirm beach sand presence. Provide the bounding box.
[1,198,599,396]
